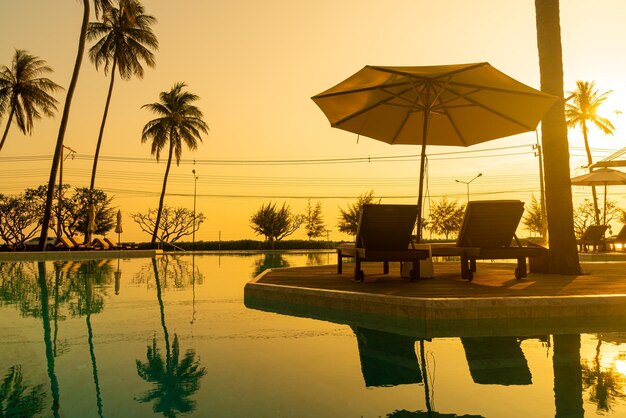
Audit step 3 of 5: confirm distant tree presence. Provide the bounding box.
[523,194,545,237]
[566,80,618,224]
[86,0,158,193]
[250,202,304,248]
[64,188,116,239]
[0,193,43,248]
[141,82,209,244]
[304,199,325,240]
[573,198,619,237]
[337,190,378,236]
[0,49,62,151]
[426,197,465,240]
[619,209,626,225]
[130,206,205,243]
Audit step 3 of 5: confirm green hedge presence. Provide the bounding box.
[137,239,339,251]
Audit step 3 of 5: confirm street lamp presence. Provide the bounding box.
[192,169,198,244]
[455,173,482,202]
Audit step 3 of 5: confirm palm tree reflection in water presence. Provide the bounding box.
[581,335,626,412]
[0,365,46,418]
[135,257,206,417]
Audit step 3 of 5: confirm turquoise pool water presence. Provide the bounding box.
[1,252,626,417]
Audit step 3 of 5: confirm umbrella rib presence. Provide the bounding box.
[446,80,556,99]
[441,84,537,130]
[312,80,414,99]
[329,85,417,127]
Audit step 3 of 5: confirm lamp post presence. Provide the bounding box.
[192,169,198,244]
[455,173,482,202]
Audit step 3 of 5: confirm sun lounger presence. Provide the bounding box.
[429,200,546,281]
[461,336,532,385]
[67,236,94,250]
[337,204,429,281]
[54,236,75,251]
[91,237,110,250]
[606,225,626,251]
[103,237,122,249]
[353,327,422,387]
[577,225,608,252]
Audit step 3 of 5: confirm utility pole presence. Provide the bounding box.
[192,168,198,244]
[534,131,548,239]
[57,145,76,237]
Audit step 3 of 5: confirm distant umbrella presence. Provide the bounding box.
[571,168,626,225]
[115,209,123,245]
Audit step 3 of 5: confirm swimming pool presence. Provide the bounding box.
[1,252,625,417]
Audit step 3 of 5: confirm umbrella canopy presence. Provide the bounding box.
[312,62,558,240]
[115,209,123,234]
[571,168,626,224]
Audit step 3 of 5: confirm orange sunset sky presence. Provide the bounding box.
[2,0,626,242]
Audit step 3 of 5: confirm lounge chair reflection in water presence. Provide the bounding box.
[337,204,429,281]
[430,200,547,281]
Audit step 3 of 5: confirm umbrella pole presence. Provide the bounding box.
[416,109,430,243]
[602,183,606,225]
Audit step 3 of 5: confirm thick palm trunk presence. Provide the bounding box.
[0,106,16,151]
[535,0,581,274]
[39,0,90,251]
[85,60,117,243]
[152,141,174,244]
[581,121,601,224]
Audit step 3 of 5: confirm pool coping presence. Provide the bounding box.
[0,249,163,261]
[244,266,626,323]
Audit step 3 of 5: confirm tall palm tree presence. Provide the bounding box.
[141,83,208,244]
[39,0,111,251]
[0,49,62,152]
[534,0,581,274]
[566,80,616,224]
[86,0,158,193]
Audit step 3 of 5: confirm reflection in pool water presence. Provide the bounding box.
[0,253,625,417]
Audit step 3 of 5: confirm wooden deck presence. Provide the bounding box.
[244,261,626,335]
[252,261,626,298]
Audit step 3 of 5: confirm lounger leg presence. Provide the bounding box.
[515,257,527,279]
[470,259,477,272]
[337,250,343,274]
[383,261,389,274]
[354,255,364,281]
[460,255,473,281]
[410,260,421,281]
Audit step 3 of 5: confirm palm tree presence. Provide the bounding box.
[86,0,158,197]
[39,0,111,251]
[141,83,208,244]
[534,0,581,274]
[566,80,616,224]
[0,49,62,152]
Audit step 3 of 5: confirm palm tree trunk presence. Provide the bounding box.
[152,141,174,244]
[581,120,601,224]
[535,0,582,274]
[85,59,117,243]
[39,0,90,251]
[90,59,117,191]
[0,106,16,151]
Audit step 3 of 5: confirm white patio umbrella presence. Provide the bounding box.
[312,62,558,241]
[571,168,626,225]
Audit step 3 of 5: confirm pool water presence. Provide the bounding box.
[1,252,626,417]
